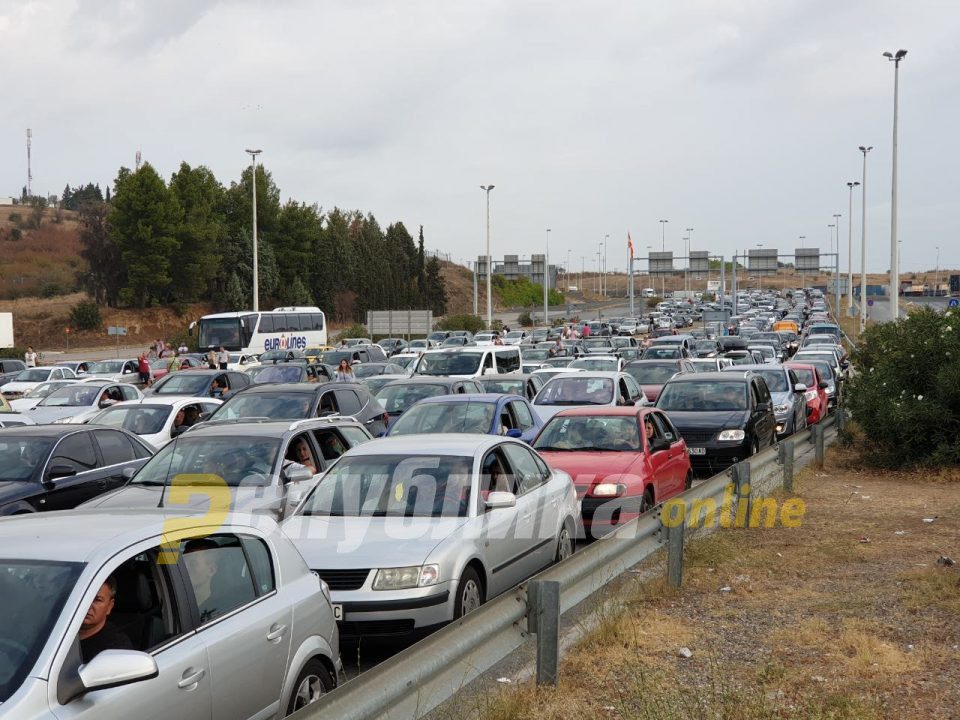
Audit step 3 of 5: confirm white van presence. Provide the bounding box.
[412,346,522,378]
[642,288,656,298]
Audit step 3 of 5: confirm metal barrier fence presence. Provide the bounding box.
[293,417,836,720]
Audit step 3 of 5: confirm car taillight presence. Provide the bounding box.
[382,412,390,426]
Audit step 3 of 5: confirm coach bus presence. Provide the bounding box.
[189,306,328,353]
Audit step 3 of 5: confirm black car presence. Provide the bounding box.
[0,425,153,515]
[374,377,484,418]
[478,372,545,402]
[0,359,28,389]
[655,371,776,477]
[207,382,390,435]
[147,369,252,398]
[693,339,723,358]
[377,338,409,356]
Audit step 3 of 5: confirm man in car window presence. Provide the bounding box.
[79,576,133,663]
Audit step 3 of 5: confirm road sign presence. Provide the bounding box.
[366,310,433,337]
[867,299,874,307]
[107,326,127,336]
[949,298,959,308]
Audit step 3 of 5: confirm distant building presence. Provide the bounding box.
[0,197,15,206]
[475,254,559,289]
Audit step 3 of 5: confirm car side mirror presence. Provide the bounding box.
[283,463,314,484]
[48,464,77,480]
[819,381,829,389]
[484,491,517,509]
[793,383,807,393]
[505,428,522,439]
[78,649,158,696]
[122,466,137,480]
[649,437,670,453]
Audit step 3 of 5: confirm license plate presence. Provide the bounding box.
[332,604,343,621]
[688,447,706,455]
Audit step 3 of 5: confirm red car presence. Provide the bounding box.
[533,406,691,539]
[783,362,828,425]
[623,359,695,403]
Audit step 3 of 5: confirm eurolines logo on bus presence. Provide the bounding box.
[264,335,308,351]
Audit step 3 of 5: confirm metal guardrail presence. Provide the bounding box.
[293,417,837,720]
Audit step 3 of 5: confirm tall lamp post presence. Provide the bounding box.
[603,234,609,296]
[480,185,495,329]
[245,149,262,312]
[543,228,551,327]
[935,246,940,297]
[756,244,763,293]
[659,220,668,297]
[884,49,907,320]
[846,182,860,313]
[685,227,694,292]
[799,236,806,290]
[859,146,873,334]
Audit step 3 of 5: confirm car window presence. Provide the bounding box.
[334,389,362,415]
[94,429,138,465]
[338,425,373,447]
[181,534,258,624]
[650,412,677,443]
[317,391,340,416]
[480,448,516,496]
[503,443,548,495]
[49,433,98,473]
[105,549,185,654]
[510,401,534,429]
[240,536,275,596]
[313,428,349,461]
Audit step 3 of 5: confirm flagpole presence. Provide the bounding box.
[628,233,635,316]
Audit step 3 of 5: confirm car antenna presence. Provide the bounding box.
[156,437,180,509]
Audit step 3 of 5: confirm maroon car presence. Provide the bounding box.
[623,359,695,403]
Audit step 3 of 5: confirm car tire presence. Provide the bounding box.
[454,567,484,619]
[639,487,655,514]
[684,472,693,491]
[554,518,575,563]
[286,659,333,716]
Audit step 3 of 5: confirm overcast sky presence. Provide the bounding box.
[2,0,958,275]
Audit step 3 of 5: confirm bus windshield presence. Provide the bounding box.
[198,317,249,351]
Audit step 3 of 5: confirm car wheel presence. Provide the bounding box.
[455,567,484,619]
[684,472,693,491]
[554,519,575,563]
[639,488,655,514]
[286,659,333,716]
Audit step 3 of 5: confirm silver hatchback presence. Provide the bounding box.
[283,434,580,638]
[0,510,341,719]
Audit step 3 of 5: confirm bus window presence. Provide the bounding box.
[258,314,275,333]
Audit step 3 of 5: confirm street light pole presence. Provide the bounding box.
[799,236,806,290]
[935,246,940,297]
[756,244,763,293]
[846,182,860,313]
[685,227,694,293]
[884,49,907,321]
[245,148,262,312]
[480,185,495,329]
[859,146,873,334]
[544,228,551,327]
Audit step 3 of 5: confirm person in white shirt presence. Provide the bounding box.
[24,346,37,367]
[217,346,230,370]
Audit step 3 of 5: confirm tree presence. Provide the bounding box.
[109,163,183,307]
[77,202,123,306]
[105,186,111,202]
[169,162,226,301]
[417,225,426,294]
[423,256,448,315]
[274,201,322,304]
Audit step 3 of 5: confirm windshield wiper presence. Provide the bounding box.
[132,480,167,486]
[535,445,572,451]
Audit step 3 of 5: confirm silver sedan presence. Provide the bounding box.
[283,434,579,638]
[0,510,341,719]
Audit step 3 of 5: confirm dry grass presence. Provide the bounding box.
[466,444,960,720]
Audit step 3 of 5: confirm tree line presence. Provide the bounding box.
[75,162,448,321]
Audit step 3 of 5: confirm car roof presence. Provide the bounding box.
[666,371,751,383]
[0,425,101,439]
[414,392,523,405]
[179,419,347,437]
[480,373,530,381]
[724,364,787,373]
[381,377,468,387]
[108,396,220,407]
[346,433,510,457]
[236,382,349,395]
[550,406,647,418]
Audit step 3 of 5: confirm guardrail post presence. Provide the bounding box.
[836,408,847,432]
[666,519,685,588]
[527,580,560,686]
[780,439,795,492]
[736,461,752,526]
[814,424,825,468]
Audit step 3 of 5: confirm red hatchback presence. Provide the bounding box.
[533,406,692,539]
[783,362,828,425]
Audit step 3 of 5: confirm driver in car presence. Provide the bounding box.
[79,576,133,663]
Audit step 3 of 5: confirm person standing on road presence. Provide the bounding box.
[24,346,37,367]
[167,349,179,375]
[335,359,356,382]
[217,346,229,370]
[207,349,218,369]
[137,352,151,387]
[582,322,591,338]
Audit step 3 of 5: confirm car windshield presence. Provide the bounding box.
[22,381,64,399]
[535,377,614,406]
[753,370,788,392]
[353,364,386,378]
[569,358,617,372]
[534,415,641,452]
[37,385,100,408]
[153,374,211,395]
[695,341,717,352]
[643,347,681,359]
[390,402,496,435]
[0,560,84,703]
[690,361,718,373]
[88,361,125,374]
[504,332,524,340]
[582,339,610,349]
[789,368,816,386]
[213,392,312,420]
[0,438,56,481]
[416,353,483,376]
[523,350,550,361]
[391,356,417,369]
[657,381,748,411]
[13,369,51,383]
[247,364,304,384]
[131,436,281,487]
[301,454,473,518]
[376,383,448,414]
[90,406,171,435]
[624,364,678,384]
[481,379,524,395]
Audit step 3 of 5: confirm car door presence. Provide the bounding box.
[501,443,557,578]
[645,412,677,497]
[508,400,538,442]
[477,447,529,598]
[180,533,291,720]
[42,432,108,511]
[651,411,688,495]
[751,379,775,446]
[52,545,213,720]
[92,429,148,492]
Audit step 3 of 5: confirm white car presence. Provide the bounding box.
[84,359,144,385]
[79,396,223,449]
[9,380,79,412]
[1,367,78,401]
[227,353,261,371]
[27,382,144,424]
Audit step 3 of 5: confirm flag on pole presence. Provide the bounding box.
[627,232,635,259]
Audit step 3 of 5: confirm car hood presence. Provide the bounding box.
[81,483,284,515]
[282,515,468,567]
[26,406,88,423]
[660,409,749,430]
[9,398,42,412]
[537,451,640,489]
[2,381,42,394]
[770,391,793,408]
[0,480,38,507]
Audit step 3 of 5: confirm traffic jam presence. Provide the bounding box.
[0,289,848,718]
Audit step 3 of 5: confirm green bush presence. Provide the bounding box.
[846,307,960,468]
[69,300,103,331]
[435,314,486,334]
[336,323,370,341]
[8,212,22,227]
[517,312,533,327]
[0,347,25,360]
[41,283,62,298]
[491,276,563,308]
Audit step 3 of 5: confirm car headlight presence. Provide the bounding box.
[718,429,746,442]
[51,417,71,424]
[774,403,791,415]
[591,483,626,497]
[804,390,817,402]
[372,564,440,590]
[825,385,835,396]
